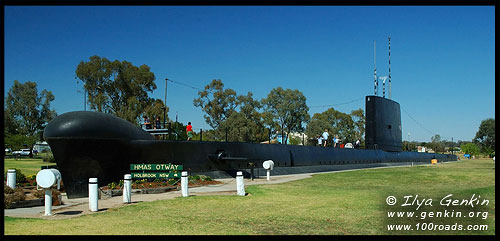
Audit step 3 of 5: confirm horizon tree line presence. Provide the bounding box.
[4,55,494,156]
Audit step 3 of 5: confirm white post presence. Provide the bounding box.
[44,189,52,216]
[123,174,132,203]
[7,169,16,189]
[181,171,189,197]
[236,171,245,196]
[266,169,271,181]
[89,178,98,212]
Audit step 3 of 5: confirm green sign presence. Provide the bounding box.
[130,163,183,171]
[131,172,182,179]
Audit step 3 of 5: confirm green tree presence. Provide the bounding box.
[75,56,113,112]
[4,108,19,136]
[219,112,255,142]
[165,121,188,141]
[261,87,310,144]
[4,135,38,151]
[75,55,159,124]
[461,143,480,157]
[289,135,302,145]
[199,129,218,142]
[5,80,57,137]
[144,99,170,127]
[234,92,266,142]
[402,141,417,152]
[474,118,495,156]
[305,113,331,145]
[193,79,238,130]
[350,108,365,142]
[430,134,444,153]
[193,80,267,142]
[305,107,355,145]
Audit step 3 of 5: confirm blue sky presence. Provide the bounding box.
[4,6,495,142]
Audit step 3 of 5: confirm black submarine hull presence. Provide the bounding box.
[44,111,457,199]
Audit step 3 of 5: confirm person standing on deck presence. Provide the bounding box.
[322,129,329,147]
[144,116,151,129]
[155,117,161,129]
[186,122,193,141]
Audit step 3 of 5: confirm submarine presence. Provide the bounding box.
[43,95,457,199]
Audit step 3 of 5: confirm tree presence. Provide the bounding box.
[144,99,170,127]
[75,55,159,125]
[474,118,495,156]
[219,112,257,142]
[75,56,113,112]
[403,141,417,152]
[350,108,365,142]
[234,92,266,142]
[5,80,57,137]
[461,143,480,157]
[193,80,268,142]
[305,107,355,145]
[193,79,238,130]
[4,108,19,136]
[261,87,310,144]
[4,134,38,151]
[305,113,331,145]
[430,134,444,153]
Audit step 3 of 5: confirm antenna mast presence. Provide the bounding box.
[380,76,388,98]
[388,36,391,99]
[374,41,378,96]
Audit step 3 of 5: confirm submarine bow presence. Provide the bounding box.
[44,111,154,198]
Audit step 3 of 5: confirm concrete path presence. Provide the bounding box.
[4,163,437,220]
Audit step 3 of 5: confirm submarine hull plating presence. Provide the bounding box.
[44,111,457,199]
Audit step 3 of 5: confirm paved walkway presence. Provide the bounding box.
[4,163,437,220]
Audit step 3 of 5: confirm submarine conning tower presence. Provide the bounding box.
[365,95,403,152]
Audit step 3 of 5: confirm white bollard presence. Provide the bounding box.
[123,174,132,203]
[236,171,245,196]
[7,169,16,189]
[263,160,274,181]
[44,189,52,216]
[181,171,189,197]
[89,178,98,212]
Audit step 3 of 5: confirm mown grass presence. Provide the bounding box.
[4,158,495,235]
[3,157,49,176]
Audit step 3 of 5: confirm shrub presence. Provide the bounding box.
[42,151,56,163]
[33,189,63,205]
[4,187,26,209]
[4,169,26,184]
[189,175,201,181]
[107,182,118,190]
[200,175,212,181]
[4,184,15,194]
[167,179,177,185]
[34,189,45,198]
[135,179,146,185]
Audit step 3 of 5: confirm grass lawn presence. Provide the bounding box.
[4,158,495,235]
[3,157,51,176]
